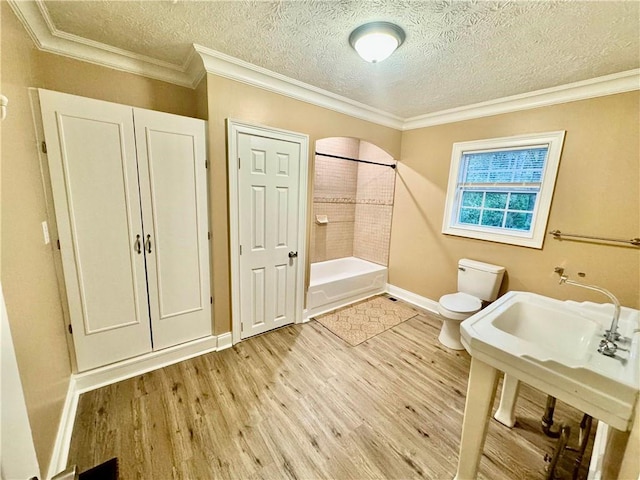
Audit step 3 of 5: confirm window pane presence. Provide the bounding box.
[484,193,507,209]
[459,208,480,225]
[462,191,483,207]
[461,147,548,185]
[508,193,536,211]
[481,210,505,227]
[505,212,533,231]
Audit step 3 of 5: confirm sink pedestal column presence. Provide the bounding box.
[454,357,499,480]
[494,373,520,428]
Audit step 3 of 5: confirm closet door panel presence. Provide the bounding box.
[39,89,152,372]
[134,108,211,350]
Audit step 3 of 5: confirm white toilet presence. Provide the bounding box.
[437,259,505,350]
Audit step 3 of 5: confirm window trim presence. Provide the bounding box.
[442,131,566,249]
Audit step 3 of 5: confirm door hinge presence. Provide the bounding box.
[41,141,47,154]
[208,231,211,240]
[56,239,61,250]
[205,159,209,169]
[68,324,73,334]
[238,157,241,169]
[210,296,213,305]
[240,245,242,255]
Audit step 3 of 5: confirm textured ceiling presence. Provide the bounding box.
[43,0,640,118]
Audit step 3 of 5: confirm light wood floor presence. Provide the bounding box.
[68,302,594,479]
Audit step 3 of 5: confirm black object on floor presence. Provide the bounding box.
[79,458,118,480]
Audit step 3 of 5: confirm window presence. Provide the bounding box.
[442,131,565,248]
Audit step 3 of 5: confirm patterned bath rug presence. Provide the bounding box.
[313,295,418,346]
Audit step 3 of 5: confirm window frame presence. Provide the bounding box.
[442,131,565,249]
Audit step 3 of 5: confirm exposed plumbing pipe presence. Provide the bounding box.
[541,395,562,438]
[553,267,622,356]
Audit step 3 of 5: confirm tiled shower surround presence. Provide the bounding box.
[311,137,396,266]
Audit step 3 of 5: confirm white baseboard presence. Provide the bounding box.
[47,332,231,479]
[46,378,79,480]
[73,335,220,393]
[385,284,440,314]
[216,332,233,351]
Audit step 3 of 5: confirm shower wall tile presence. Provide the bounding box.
[354,141,396,265]
[310,202,355,263]
[356,163,396,205]
[312,137,359,263]
[311,138,396,266]
[314,137,358,201]
[353,204,393,266]
[314,202,356,223]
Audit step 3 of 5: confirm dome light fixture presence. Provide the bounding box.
[349,22,405,63]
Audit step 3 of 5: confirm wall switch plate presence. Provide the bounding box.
[42,221,50,245]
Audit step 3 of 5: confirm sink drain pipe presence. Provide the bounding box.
[542,395,594,480]
[542,395,562,438]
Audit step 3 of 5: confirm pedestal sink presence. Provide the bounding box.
[453,291,639,480]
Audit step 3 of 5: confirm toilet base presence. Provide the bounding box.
[438,318,465,350]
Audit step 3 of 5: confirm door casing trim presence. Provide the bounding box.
[226,119,309,345]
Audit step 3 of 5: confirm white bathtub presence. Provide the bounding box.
[305,257,387,319]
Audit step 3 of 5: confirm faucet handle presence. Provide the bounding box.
[605,329,621,342]
[598,339,618,357]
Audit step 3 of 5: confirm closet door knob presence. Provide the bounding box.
[134,234,142,254]
[145,235,152,254]
[288,251,298,258]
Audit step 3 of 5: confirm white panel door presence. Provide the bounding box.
[133,108,211,350]
[237,133,301,338]
[39,89,152,371]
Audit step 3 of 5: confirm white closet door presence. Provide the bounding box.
[133,108,211,350]
[39,89,152,372]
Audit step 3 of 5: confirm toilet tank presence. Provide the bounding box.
[457,259,505,302]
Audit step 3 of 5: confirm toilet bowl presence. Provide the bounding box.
[437,292,482,350]
[437,259,505,350]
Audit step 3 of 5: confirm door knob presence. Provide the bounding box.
[288,251,298,258]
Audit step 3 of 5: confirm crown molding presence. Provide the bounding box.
[8,0,639,131]
[193,44,404,129]
[7,0,202,89]
[402,69,640,130]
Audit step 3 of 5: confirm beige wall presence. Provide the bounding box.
[0,4,198,474]
[205,74,402,333]
[390,92,640,309]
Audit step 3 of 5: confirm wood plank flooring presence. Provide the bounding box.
[68,302,594,479]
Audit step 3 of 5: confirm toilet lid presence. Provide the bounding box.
[439,293,481,313]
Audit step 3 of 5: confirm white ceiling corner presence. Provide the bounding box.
[8,1,640,130]
[403,69,640,130]
[7,0,203,88]
[194,44,405,129]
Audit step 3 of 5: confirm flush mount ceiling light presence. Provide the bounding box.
[349,22,406,63]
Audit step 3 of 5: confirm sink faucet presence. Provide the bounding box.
[554,267,621,357]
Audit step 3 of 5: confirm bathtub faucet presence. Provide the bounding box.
[553,267,621,357]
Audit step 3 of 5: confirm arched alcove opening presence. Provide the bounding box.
[306,137,397,316]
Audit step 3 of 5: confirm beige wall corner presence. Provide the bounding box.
[0,3,199,474]
[195,75,208,120]
[205,73,402,334]
[2,4,71,474]
[390,91,640,309]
